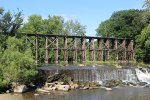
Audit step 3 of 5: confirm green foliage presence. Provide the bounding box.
[0,8,23,35]
[21,14,44,33]
[63,20,86,36]
[143,0,150,10]
[96,9,150,63]
[0,37,37,89]
[96,9,147,39]
[136,24,150,63]
[45,15,64,34]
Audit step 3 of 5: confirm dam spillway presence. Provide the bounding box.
[38,65,150,85]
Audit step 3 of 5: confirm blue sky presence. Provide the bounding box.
[0,0,144,36]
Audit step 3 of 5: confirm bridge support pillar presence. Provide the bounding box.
[72,38,77,64]
[81,38,85,64]
[105,39,109,60]
[35,36,38,65]
[122,39,126,61]
[64,37,68,64]
[97,39,103,61]
[89,38,94,61]
[45,37,49,65]
[113,39,118,60]
[54,37,58,64]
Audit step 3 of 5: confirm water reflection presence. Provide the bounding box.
[1,87,150,100]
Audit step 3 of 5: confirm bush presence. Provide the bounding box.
[0,37,37,91]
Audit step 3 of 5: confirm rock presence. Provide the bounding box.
[104,80,123,88]
[6,90,10,93]
[105,88,112,91]
[14,93,19,96]
[48,93,51,95]
[78,64,84,66]
[128,82,137,86]
[34,93,39,96]
[36,88,50,93]
[44,86,56,91]
[56,85,70,91]
[68,81,74,85]
[55,81,64,85]
[74,84,79,89]
[138,82,147,86]
[45,82,55,87]
[13,85,28,93]
[70,83,79,89]
[144,84,150,88]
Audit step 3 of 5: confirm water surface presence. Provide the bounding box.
[1,87,150,100]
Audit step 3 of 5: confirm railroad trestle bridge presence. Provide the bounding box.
[25,34,134,65]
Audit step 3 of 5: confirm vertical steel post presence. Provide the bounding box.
[122,39,126,61]
[64,37,68,64]
[114,39,118,60]
[35,35,38,65]
[81,38,85,64]
[54,37,58,64]
[105,39,109,60]
[89,38,94,61]
[97,39,103,61]
[72,37,77,64]
[45,37,48,65]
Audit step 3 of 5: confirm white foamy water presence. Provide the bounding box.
[135,68,150,84]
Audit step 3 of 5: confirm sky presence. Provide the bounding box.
[0,0,144,36]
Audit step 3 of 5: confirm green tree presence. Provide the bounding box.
[136,25,150,63]
[143,0,150,9]
[21,14,44,33]
[63,20,86,36]
[0,7,23,35]
[96,9,147,39]
[44,15,64,34]
[0,37,37,89]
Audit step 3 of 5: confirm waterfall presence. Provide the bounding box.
[38,66,150,85]
[91,67,138,84]
[135,68,150,84]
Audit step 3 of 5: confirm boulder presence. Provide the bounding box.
[54,81,64,85]
[70,83,79,89]
[56,85,70,91]
[13,85,28,93]
[45,82,55,87]
[138,82,147,86]
[104,80,123,88]
[44,87,54,91]
[36,88,50,93]
[105,87,112,91]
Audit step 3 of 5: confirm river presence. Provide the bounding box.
[1,87,150,100]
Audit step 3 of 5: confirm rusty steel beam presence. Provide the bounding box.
[81,38,85,64]
[72,38,77,64]
[128,40,134,60]
[35,36,38,65]
[122,39,126,61]
[54,37,58,64]
[45,37,49,65]
[97,39,103,61]
[89,38,94,61]
[113,39,118,60]
[105,39,109,60]
[64,37,68,64]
